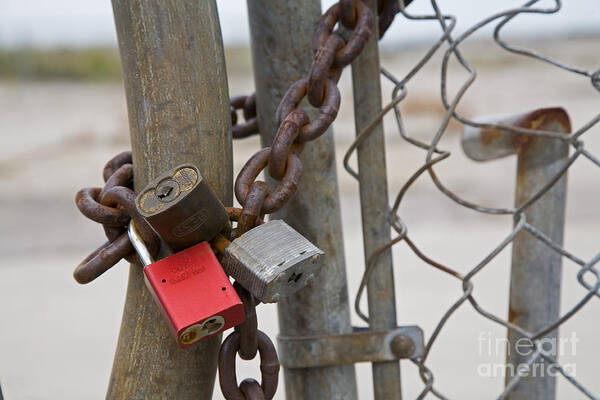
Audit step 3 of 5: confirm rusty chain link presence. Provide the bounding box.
[74,152,161,283]
[231,94,259,138]
[233,0,374,223]
[218,329,280,400]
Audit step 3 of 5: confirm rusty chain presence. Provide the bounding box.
[228,0,406,140]
[73,151,161,283]
[222,1,388,398]
[233,0,373,218]
[74,93,262,282]
[74,1,405,399]
[231,94,259,139]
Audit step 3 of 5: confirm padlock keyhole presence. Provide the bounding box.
[288,272,302,284]
[202,318,223,334]
[157,185,174,199]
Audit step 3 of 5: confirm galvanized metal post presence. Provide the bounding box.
[349,2,402,399]
[462,108,570,400]
[108,1,232,398]
[247,1,359,399]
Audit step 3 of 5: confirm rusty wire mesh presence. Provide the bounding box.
[342,1,600,398]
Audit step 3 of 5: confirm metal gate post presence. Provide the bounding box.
[462,108,570,400]
[348,2,402,399]
[506,112,568,399]
[247,1,359,399]
[108,1,232,398]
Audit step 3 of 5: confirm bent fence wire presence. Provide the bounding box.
[343,1,599,399]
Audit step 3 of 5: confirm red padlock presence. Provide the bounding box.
[128,221,245,348]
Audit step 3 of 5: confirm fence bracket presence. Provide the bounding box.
[278,326,424,369]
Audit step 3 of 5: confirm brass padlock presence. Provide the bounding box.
[213,220,324,303]
[136,164,229,251]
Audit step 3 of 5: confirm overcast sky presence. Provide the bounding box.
[0,0,598,49]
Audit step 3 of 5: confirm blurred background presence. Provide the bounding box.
[1,1,599,399]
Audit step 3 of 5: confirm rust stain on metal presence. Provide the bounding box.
[512,133,537,156]
[480,127,501,145]
[513,107,571,155]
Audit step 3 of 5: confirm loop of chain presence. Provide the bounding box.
[313,1,373,69]
[102,150,132,182]
[340,0,358,28]
[226,207,264,227]
[236,182,270,238]
[233,282,259,360]
[592,69,600,91]
[277,77,341,143]
[231,94,259,138]
[235,147,302,215]
[307,34,345,107]
[378,0,403,38]
[239,379,266,400]
[269,109,310,180]
[218,330,280,400]
[234,1,372,228]
[342,0,403,38]
[74,152,160,284]
[98,163,136,250]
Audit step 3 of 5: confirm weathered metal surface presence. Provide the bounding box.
[74,180,161,284]
[278,326,424,369]
[247,0,359,398]
[127,221,154,267]
[462,108,570,400]
[108,0,231,398]
[235,148,303,215]
[348,1,402,398]
[462,107,571,162]
[221,220,324,303]
[236,0,376,225]
[136,163,229,252]
[231,94,260,139]
[136,164,229,251]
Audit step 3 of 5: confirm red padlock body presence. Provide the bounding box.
[143,241,245,348]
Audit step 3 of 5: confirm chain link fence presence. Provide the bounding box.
[343,1,600,398]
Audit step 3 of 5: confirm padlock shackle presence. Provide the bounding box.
[211,234,231,255]
[128,221,155,267]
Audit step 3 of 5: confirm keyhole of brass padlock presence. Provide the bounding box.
[155,179,180,203]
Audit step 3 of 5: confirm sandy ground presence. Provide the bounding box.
[1,37,600,399]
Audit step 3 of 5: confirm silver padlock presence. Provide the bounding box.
[213,220,324,303]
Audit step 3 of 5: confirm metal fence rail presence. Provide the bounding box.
[342,1,600,399]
